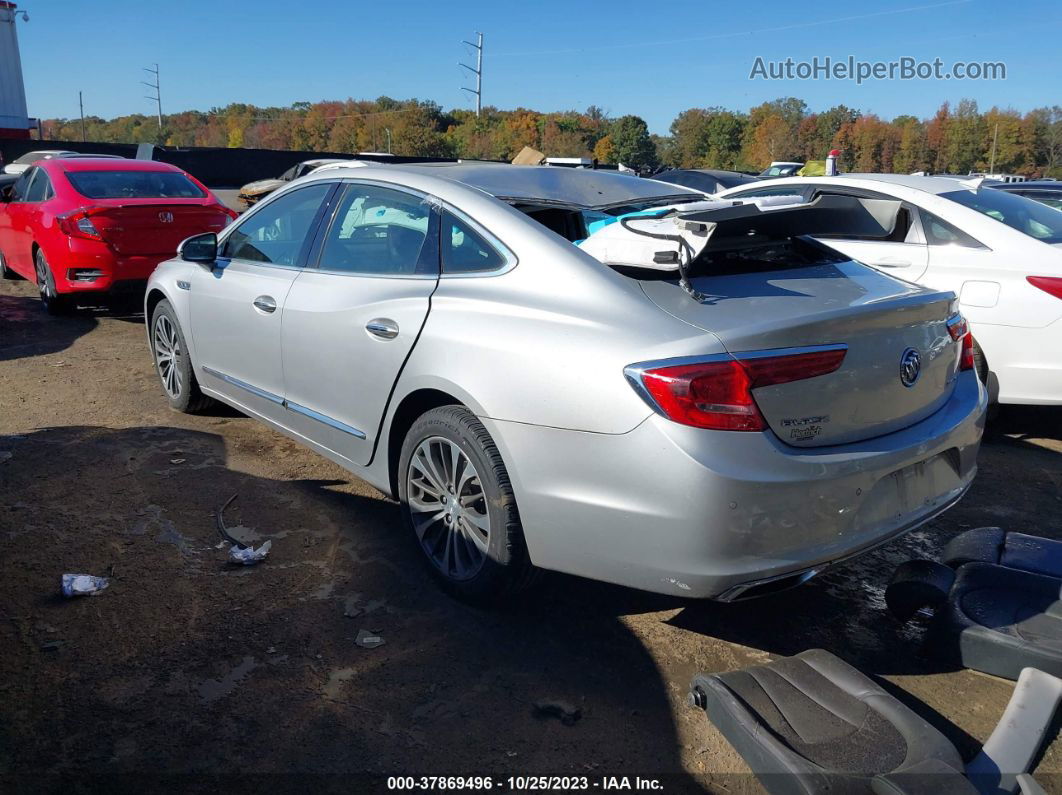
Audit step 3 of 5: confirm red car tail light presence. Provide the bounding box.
[959,332,975,371]
[215,204,239,223]
[57,209,104,241]
[1028,276,1062,301]
[629,348,847,432]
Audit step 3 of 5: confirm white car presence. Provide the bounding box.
[719,175,1062,406]
[2,150,77,175]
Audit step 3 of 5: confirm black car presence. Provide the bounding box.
[649,169,760,195]
[990,180,1062,211]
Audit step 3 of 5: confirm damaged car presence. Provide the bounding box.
[144,164,986,602]
[236,158,352,208]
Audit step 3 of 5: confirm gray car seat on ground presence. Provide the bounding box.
[688,649,1062,795]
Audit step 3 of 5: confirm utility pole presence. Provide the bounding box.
[385,127,392,154]
[459,32,483,117]
[78,91,86,141]
[141,63,162,131]
[989,122,999,175]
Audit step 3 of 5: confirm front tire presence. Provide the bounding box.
[150,299,213,413]
[34,249,72,315]
[398,406,536,602]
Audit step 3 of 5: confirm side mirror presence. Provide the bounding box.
[0,185,12,202]
[178,232,217,265]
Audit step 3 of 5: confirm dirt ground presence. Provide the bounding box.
[2,276,1062,793]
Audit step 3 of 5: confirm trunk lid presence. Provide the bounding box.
[640,260,962,447]
[88,200,231,256]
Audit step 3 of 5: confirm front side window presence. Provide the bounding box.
[442,211,505,273]
[221,182,332,266]
[66,170,206,200]
[318,184,432,275]
[940,188,1062,244]
[10,168,33,201]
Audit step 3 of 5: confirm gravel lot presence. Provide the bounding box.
[2,276,1062,792]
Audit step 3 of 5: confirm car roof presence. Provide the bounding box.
[46,158,185,173]
[323,162,701,209]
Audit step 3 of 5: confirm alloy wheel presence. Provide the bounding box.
[407,436,491,581]
[35,254,53,305]
[153,314,183,399]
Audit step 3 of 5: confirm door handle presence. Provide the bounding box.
[366,318,399,340]
[253,295,277,313]
[874,258,912,269]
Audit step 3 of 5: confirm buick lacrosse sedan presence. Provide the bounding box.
[144,164,985,602]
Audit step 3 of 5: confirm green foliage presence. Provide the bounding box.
[609,115,658,171]
[40,97,1060,177]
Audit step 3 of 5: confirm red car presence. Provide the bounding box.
[0,158,236,314]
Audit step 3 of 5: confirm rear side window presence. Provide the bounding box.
[318,183,433,275]
[919,210,986,248]
[222,183,332,266]
[66,170,206,199]
[442,211,504,273]
[23,169,53,202]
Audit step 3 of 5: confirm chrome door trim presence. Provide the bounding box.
[365,318,399,340]
[201,365,368,439]
[201,365,284,405]
[253,295,277,313]
[285,400,367,439]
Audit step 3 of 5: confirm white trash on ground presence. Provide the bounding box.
[61,573,109,598]
[228,540,272,565]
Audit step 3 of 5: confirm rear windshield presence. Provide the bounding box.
[66,170,206,200]
[941,188,1062,244]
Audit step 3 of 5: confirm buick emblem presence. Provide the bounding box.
[158,211,174,223]
[900,348,922,388]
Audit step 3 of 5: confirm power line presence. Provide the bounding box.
[141,63,162,130]
[459,32,483,117]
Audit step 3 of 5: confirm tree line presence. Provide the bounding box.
[41,96,1062,177]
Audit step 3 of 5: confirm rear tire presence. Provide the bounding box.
[0,249,19,280]
[398,406,537,603]
[34,249,72,315]
[150,299,214,414]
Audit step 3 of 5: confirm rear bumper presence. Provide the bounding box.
[49,239,168,293]
[484,371,986,599]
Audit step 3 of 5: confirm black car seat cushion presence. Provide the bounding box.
[931,562,1062,680]
[943,528,1062,579]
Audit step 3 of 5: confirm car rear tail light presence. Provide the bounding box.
[959,332,975,371]
[57,209,104,241]
[1028,276,1062,301]
[216,204,239,223]
[628,348,847,432]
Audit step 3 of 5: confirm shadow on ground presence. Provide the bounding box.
[0,425,704,789]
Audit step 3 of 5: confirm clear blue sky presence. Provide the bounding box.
[15,0,1062,134]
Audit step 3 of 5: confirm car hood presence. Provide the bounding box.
[238,178,287,196]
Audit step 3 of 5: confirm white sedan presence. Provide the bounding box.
[719,174,1062,406]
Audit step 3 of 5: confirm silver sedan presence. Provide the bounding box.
[144,164,986,602]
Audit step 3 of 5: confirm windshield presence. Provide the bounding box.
[941,188,1062,244]
[15,151,61,165]
[66,170,206,199]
